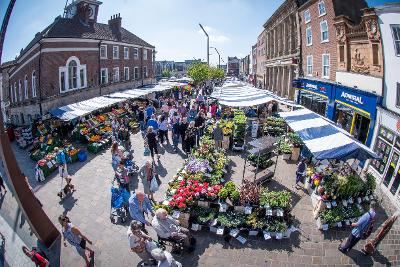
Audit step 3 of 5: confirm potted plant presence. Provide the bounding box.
[279,142,292,160]
[287,132,303,161]
[239,182,260,206]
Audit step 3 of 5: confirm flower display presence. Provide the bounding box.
[185,158,210,174]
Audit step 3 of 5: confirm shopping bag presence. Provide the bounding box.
[143,147,150,156]
[150,175,159,192]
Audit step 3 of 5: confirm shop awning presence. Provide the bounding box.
[211,83,302,108]
[50,84,175,121]
[279,108,379,160]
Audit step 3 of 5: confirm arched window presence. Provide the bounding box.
[32,71,37,97]
[68,60,78,89]
[24,75,29,99]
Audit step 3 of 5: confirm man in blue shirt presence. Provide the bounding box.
[339,201,377,253]
[146,115,159,132]
[129,191,155,228]
[145,104,155,121]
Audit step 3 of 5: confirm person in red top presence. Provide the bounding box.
[210,103,218,118]
[22,246,50,267]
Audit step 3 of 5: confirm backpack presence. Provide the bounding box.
[362,212,375,239]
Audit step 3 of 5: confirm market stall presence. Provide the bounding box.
[157,136,298,243]
[278,108,380,232]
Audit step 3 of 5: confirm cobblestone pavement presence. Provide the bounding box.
[6,130,400,267]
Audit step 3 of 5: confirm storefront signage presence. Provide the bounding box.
[305,83,318,90]
[340,92,364,105]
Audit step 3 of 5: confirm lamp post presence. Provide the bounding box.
[210,46,221,69]
[199,23,209,65]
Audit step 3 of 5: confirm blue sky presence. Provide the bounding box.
[1,0,398,66]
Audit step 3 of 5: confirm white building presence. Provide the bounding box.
[367,3,400,209]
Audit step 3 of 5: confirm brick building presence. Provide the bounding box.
[263,0,305,99]
[227,56,240,77]
[298,0,367,81]
[6,0,155,125]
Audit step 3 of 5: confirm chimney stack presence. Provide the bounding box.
[108,13,122,39]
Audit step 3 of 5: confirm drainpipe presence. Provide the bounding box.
[141,46,144,86]
[38,42,43,115]
[98,41,102,96]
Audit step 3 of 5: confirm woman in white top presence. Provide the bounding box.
[127,221,157,263]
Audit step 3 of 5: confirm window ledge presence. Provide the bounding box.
[319,13,326,17]
[306,43,313,47]
[321,40,329,44]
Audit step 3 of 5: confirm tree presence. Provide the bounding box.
[188,63,225,85]
[162,69,171,78]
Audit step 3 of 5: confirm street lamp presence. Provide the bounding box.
[199,23,209,65]
[210,46,221,69]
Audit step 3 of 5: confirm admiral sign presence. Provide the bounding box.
[340,92,364,105]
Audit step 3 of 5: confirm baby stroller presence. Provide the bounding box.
[110,186,130,224]
[122,149,139,176]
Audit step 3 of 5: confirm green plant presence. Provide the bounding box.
[230,190,240,202]
[217,211,246,228]
[218,188,229,199]
[259,189,292,210]
[364,173,376,194]
[287,132,303,147]
[279,142,292,154]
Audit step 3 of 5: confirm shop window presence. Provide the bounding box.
[304,9,311,24]
[318,1,326,16]
[372,44,379,65]
[32,71,37,98]
[100,45,107,59]
[371,137,392,174]
[124,67,129,81]
[352,113,370,144]
[322,54,330,78]
[396,83,400,107]
[389,169,400,195]
[100,68,108,84]
[383,152,399,187]
[300,93,327,117]
[320,21,329,42]
[339,45,344,62]
[391,25,400,56]
[334,103,352,133]
[306,26,312,46]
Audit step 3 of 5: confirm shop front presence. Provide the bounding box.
[294,78,381,146]
[368,108,400,207]
[294,79,334,118]
[333,85,380,146]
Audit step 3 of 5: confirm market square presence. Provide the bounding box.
[1,0,400,267]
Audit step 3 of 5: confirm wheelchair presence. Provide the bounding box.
[157,236,184,254]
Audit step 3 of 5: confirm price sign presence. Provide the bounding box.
[222,168,228,174]
[198,200,209,208]
[357,197,362,204]
[369,194,374,200]
[276,209,284,217]
[265,208,273,216]
[345,220,350,226]
[331,200,337,207]
[210,219,218,227]
[276,233,283,239]
[326,202,332,209]
[337,222,342,228]
[263,231,271,240]
[236,236,247,244]
[191,224,200,231]
[244,206,252,214]
[230,229,239,237]
[219,203,227,212]
[342,200,348,207]
[217,227,224,235]
[172,210,180,219]
[322,224,329,231]
[204,173,211,178]
[289,225,298,233]
[249,230,258,236]
[364,195,370,201]
[348,198,353,204]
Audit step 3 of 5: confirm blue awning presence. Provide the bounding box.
[279,109,379,161]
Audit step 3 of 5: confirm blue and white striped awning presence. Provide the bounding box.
[279,109,379,160]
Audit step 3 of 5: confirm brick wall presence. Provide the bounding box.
[299,0,337,81]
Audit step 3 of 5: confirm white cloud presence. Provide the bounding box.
[197,25,230,44]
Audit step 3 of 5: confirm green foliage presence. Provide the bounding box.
[192,206,217,224]
[217,211,246,228]
[259,189,292,210]
[187,63,225,85]
[209,67,225,80]
[320,204,363,224]
[364,173,376,193]
[287,132,303,147]
[162,69,172,78]
[218,181,240,202]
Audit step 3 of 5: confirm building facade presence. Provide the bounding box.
[0,61,16,123]
[256,30,266,88]
[227,57,240,77]
[367,3,400,208]
[5,0,155,125]
[239,55,250,80]
[298,0,368,82]
[263,0,303,99]
[295,6,383,147]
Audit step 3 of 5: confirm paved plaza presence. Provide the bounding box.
[1,130,399,267]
